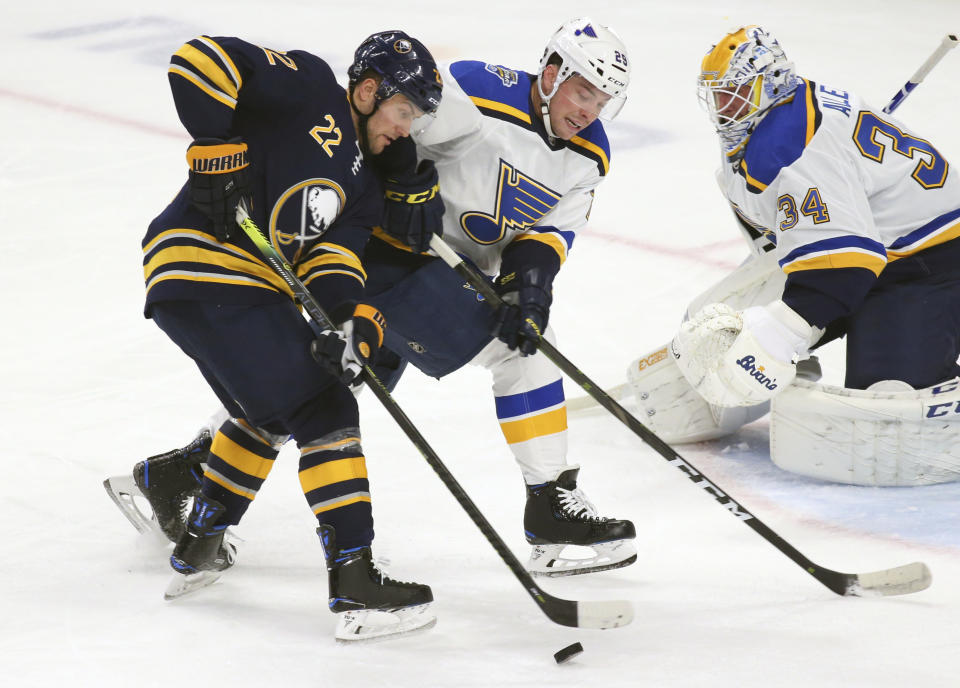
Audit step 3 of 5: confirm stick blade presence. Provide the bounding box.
[847,561,932,597]
[540,595,634,629]
[576,599,634,629]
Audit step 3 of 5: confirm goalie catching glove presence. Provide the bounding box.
[383,159,445,253]
[671,299,818,407]
[310,304,386,387]
[186,137,251,243]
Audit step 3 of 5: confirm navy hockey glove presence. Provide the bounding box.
[383,159,445,253]
[492,267,552,356]
[310,304,386,387]
[186,138,251,243]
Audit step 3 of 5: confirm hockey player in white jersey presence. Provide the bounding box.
[623,26,960,486]
[106,18,638,577]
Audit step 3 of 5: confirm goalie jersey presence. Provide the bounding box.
[142,36,381,317]
[375,60,610,275]
[720,79,960,328]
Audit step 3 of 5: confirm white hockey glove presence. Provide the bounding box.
[671,300,816,407]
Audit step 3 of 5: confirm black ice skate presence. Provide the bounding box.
[318,525,435,642]
[524,466,637,577]
[164,494,236,600]
[103,429,210,542]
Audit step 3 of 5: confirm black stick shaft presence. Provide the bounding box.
[235,209,583,624]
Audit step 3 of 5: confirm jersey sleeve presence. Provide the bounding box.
[413,62,483,147]
[167,35,333,139]
[772,141,887,327]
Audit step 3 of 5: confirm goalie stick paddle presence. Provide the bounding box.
[234,205,632,630]
[428,235,932,598]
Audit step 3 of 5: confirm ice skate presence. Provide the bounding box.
[103,429,210,542]
[164,495,236,600]
[524,467,637,577]
[318,525,435,642]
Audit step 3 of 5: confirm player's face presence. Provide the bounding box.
[549,74,611,140]
[365,94,426,154]
[714,82,756,121]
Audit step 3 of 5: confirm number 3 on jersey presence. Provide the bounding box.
[778,188,830,230]
[853,112,948,189]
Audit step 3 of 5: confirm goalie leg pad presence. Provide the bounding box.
[626,344,768,443]
[770,378,960,486]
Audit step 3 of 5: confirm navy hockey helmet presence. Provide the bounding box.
[348,31,442,116]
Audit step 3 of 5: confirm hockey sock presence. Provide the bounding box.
[298,429,373,551]
[200,419,281,525]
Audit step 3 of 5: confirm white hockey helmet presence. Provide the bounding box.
[537,17,630,128]
[697,26,799,155]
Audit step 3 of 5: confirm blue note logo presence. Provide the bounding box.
[460,160,561,245]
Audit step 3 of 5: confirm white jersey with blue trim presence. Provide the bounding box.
[719,79,960,323]
[413,60,611,275]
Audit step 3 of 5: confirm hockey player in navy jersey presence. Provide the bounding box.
[622,26,960,486]
[131,30,442,641]
[107,18,637,579]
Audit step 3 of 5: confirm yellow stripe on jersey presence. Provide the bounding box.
[740,159,767,192]
[803,83,817,145]
[299,456,368,493]
[499,407,568,445]
[168,65,237,109]
[513,233,568,264]
[174,43,239,100]
[887,221,960,262]
[197,36,243,93]
[782,251,887,276]
[298,244,366,279]
[142,244,292,295]
[469,96,532,124]
[569,135,610,176]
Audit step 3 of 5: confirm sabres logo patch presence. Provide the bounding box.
[394,39,412,54]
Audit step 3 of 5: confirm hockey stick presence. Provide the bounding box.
[429,235,932,597]
[883,34,958,114]
[233,206,632,630]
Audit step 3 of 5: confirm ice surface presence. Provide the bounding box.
[2,1,959,686]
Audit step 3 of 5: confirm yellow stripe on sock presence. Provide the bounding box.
[499,407,568,445]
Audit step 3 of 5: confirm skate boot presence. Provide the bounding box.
[103,429,210,542]
[524,466,637,577]
[318,525,435,642]
[164,494,236,600]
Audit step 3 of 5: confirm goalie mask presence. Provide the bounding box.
[698,26,799,156]
[537,17,630,136]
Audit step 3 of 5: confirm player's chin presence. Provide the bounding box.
[372,135,396,154]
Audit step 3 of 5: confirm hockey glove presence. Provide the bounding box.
[671,300,816,407]
[492,267,552,356]
[186,137,251,243]
[310,304,386,387]
[383,159,445,253]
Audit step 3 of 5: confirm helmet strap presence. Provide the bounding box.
[536,69,564,142]
[348,86,382,158]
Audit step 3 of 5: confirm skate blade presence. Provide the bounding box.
[103,475,167,540]
[528,540,638,578]
[334,604,436,643]
[164,570,224,600]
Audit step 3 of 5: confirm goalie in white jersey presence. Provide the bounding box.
[106,18,638,578]
[626,26,960,486]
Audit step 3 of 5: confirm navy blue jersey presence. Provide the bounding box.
[143,36,382,318]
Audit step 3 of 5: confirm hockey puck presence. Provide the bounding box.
[554,642,583,664]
